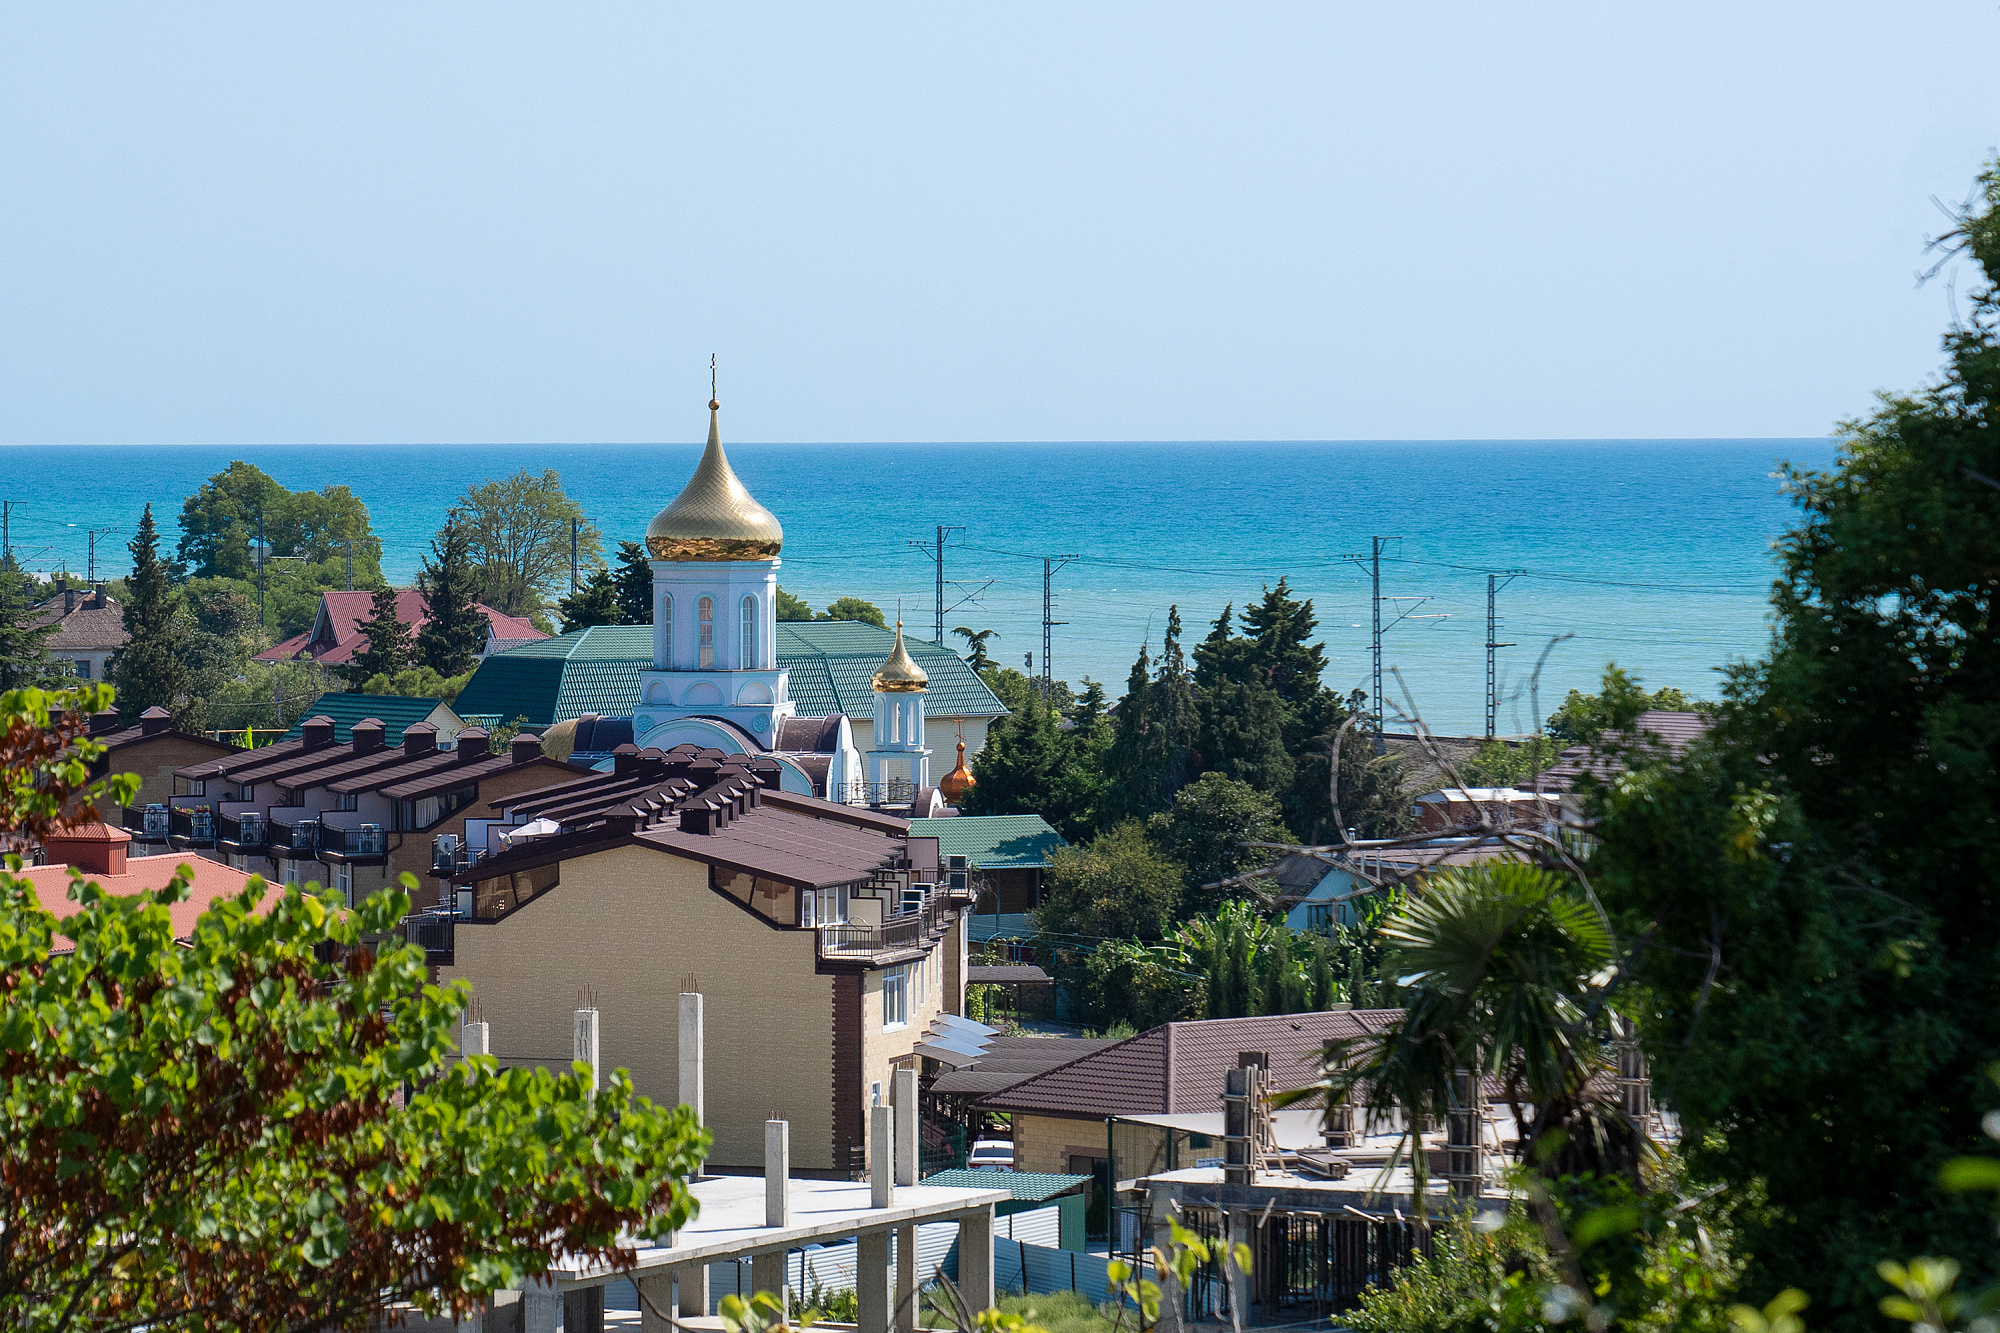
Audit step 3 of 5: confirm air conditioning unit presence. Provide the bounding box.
[142,804,169,839]
[433,833,460,872]
[900,883,934,916]
[189,809,214,841]
[237,812,265,844]
[359,823,386,854]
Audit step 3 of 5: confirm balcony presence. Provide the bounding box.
[400,911,454,966]
[168,807,216,848]
[269,818,321,858]
[321,824,387,862]
[429,834,491,877]
[124,804,171,842]
[839,779,919,808]
[218,812,268,849]
[817,895,952,963]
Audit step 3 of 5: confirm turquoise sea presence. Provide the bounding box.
[5,438,1838,735]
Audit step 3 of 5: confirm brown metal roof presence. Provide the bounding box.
[929,1036,1121,1099]
[979,1009,1404,1117]
[1540,710,1712,793]
[634,807,900,889]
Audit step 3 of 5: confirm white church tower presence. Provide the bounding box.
[865,620,932,795]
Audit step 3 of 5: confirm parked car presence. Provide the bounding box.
[968,1139,1015,1171]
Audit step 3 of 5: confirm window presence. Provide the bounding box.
[411,783,480,829]
[662,593,673,666]
[740,595,757,667]
[70,659,90,679]
[1306,904,1333,933]
[332,792,358,812]
[882,965,909,1029]
[915,956,927,1006]
[334,862,353,905]
[802,885,847,927]
[698,596,714,668]
[282,861,299,886]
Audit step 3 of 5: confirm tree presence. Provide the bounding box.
[1148,773,1292,914]
[954,626,999,673]
[555,566,623,630]
[0,559,57,689]
[1592,162,2000,1330]
[345,585,414,683]
[1035,820,1185,943]
[1455,735,1564,788]
[109,505,187,717]
[358,665,474,701]
[822,596,886,628]
[964,687,1064,818]
[775,586,815,620]
[0,683,708,1333]
[1047,678,1113,840]
[1284,699,1417,843]
[176,461,381,585]
[415,521,486,678]
[1101,610,1200,823]
[1545,665,1702,744]
[614,540,654,624]
[456,469,600,619]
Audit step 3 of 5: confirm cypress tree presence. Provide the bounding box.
[345,586,413,685]
[612,540,653,625]
[1152,606,1200,794]
[0,558,57,689]
[109,505,187,716]
[1101,641,1159,821]
[964,688,1063,817]
[415,521,485,678]
[555,566,623,630]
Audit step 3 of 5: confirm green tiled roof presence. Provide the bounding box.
[452,621,1007,730]
[908,815,1066,869]
[919,1170,1090,1201]
[282,693,461,746]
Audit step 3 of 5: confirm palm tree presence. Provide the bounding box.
[953,626,998,673]
[1277,860,1634,1204]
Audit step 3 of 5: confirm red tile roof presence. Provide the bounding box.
[255,590,546,665]
[21,853,285,954]
[980,1009,1404,1117]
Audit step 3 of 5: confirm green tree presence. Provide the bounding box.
[457,469,600,620]
[555,566,623,630]
[191,659,327,738]
[775,586,815,620]
[358,665,475,701]
[1101,610,1199,822]
[345,585,414,683]
[614,540,654,624]
[1148,773,1292,914]
[954,626,999,673]
[1593,163,2000,1330]
[416,521,486,678]
[1545,664,1702,744]
[0,559,57,689]
[108,505,188,717]
[1047,677,1114,840]
[821,596,886,627]
[1036,820,1185,943]
[1284,701,1417,844]
[176,461,382,585]
[1455,735,1565,787]
[964,686,1065,819]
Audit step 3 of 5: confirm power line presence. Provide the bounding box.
[1041,554,1078,702]
[1485,571,1522,740]
[909,525,965,646]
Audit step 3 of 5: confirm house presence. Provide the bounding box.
[75,706,241,813]
[254,589,547,668]
[908,814,1064,915]
[1538,709,1712,794]
[1273,843,1519,934]
[437,741,983,1176]
[451,621,1007,757]
[29,585,125,680]
[156,714,588,913]
[21,820,282,952]
[278,692,468,748]
[1410,786,1562,834]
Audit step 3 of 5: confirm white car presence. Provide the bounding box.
[968,1140,1015,1171]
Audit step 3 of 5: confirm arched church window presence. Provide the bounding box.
[740,595,758,668]
[698,596,714,669]
[661,594,673,666]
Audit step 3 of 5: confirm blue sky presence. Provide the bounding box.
[2,3,1995,445]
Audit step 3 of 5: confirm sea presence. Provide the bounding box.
[4,438,1839,736]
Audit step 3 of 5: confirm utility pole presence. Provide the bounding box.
[85,528,119,585]
[1485,572,1522,740]
[1040,554,1078,703]
[256,510,267,629]
[345,539,353,591]
[570,518,580,593]
[2,501,11,566]
[1342,536,1444,747]
[908,525,966,646]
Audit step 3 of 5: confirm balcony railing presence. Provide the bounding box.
[323,824,387,857]
[839,779,918,807]
[430,836,491,876]
[219,812,267,847]
[269,818,321,856]
[400,911,454,965]
[818,895,950,961]
[124,804,172,841]
[170,807,216,846]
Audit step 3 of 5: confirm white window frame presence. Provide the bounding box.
[698,596,715,668]
[882,965,909,1030]
[740,595,757,668]
[282,861,300,886]
[334,862,353,905]
[662,593,673,666]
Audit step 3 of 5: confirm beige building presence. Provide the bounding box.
[441,744,979,1176]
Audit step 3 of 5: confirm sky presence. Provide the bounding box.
[2,3,1996,446]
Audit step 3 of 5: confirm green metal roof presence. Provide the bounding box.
[919,1170,1090,1201]
[451,621,1007,730]
[908,815,1067,869]
[282,693,462,746]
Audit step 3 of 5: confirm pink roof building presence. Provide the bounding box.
[254,590,546,666]
[22,822,286,954]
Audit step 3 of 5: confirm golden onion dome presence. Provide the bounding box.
[645,401,784,561]
[938,739,976,805]
[871,621,929,693]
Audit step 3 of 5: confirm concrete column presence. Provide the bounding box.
[857,1231,892,1333]
[766,1119,791,1227]
[1150,1210,1184,1333]
[637,1274,672,1333]
[679,991,704,1126]
[563,1287,604,1333]
[1225,1210,1252,1328]
[751,1250,790,1314]
[462,1019,490,1058]
[895,1222,918,1333]
[892,1068,919,1187]
[520,1284,561,1333]
[573,1007,600,1096]
[676,1264,709,1318]
[957,1205,994,1313]
[871,1105,895,1208]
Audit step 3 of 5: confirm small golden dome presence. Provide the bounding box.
[939,739,976,805]
[871,621,929,693]
[645,402,784,561]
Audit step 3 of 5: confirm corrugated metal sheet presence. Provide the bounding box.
[280,693,457,746]
[909,815,1066,870]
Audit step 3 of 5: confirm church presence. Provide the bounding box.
[482,393,992,809]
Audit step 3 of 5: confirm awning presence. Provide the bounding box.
[914,1012,999,1069]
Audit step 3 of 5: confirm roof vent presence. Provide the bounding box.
[301,716,337,749]
[352,719,386,754]
[612,743,642,776]
[455,728,490,762]
[403,722,438,757]
[510,734,543,764]
[678,803,717,835]
[45,821,131,877]
[139,706,171,736]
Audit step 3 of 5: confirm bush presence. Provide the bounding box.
[357,665,475,701]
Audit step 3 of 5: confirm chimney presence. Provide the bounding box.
[89,709,121,736]
[510,734,544,764]
[45,822,131,877]
[351,719,386,754]
[301,715,337,749]
[455,728,490,762]
[611,743,642,776]
[138,706,171,736]
[403,722,438,757]
[64,588,76,614]
[678,802,718,835]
